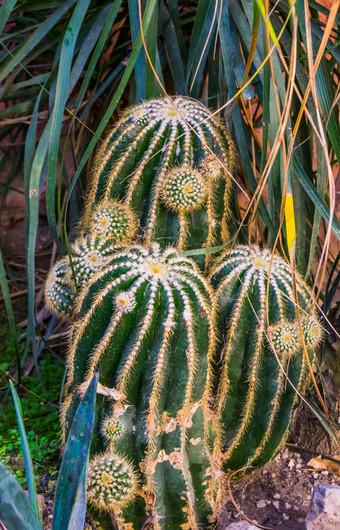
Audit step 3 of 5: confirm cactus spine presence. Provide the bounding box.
[208,245,322,485]
[62,244,216,529]
[82,97,234,266]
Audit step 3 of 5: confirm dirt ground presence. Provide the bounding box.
[40,441,340,529]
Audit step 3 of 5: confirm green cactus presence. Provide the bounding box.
[44,257,75,319]
[62,244,217,529]
[82,97,235,266]
[87,198,136,243]
[71,235,117,289]
[207,245,322,489]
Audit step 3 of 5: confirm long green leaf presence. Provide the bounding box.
[0,462,41,530]
[128,0,147,101]
[52,373,98,530]
[26,94,51,363]
[46,0,92,252]
[0,0,18,35]
[63,0,158,237]
[9,380,41,524]
[219,0,276,239]
[0,0,78,83]
[293,155,340,241]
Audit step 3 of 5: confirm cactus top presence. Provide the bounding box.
[82,97,234,260]
[211,245,313,319]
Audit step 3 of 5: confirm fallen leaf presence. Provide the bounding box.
[307,455,340,476]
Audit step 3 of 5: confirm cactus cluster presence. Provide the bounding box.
[45,97,322,529]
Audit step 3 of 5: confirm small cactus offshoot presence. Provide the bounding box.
[208,245,322,492]
[87,453,138,511]
[82,97,234,265]
[44,257,75,319]
[90,199,136,242]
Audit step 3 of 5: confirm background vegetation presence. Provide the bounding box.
[0,0,339,485]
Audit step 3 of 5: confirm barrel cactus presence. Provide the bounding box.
[82,96,235,266]
[45,257,75,319]
[62,244,217,529]
[208,245,322,488]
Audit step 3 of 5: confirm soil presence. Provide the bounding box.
[217,447,340,529]
[40,441,340,530]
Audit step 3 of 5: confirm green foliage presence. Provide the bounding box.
[0,355,63,483]
[0,373,98,530]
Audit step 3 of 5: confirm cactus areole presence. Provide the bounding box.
[208,245,322,487]
[62,244,217,529]
[82,97,235,267]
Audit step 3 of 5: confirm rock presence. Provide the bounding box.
[306,484,340,529]
[256,500,266,509]
[223,522,258,530]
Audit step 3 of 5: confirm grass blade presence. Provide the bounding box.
[293,155,340,241]
[46,0,92,252]
[0,0,18,35]
[128,0,147,101]
[9,379,41,524]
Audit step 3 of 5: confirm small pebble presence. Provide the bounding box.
[282,514,290,521]
[298,517,305,523]
[294,505,299,511]
[297,457,303,464]
[273,501,280,510]
[313,472,319,479]
[271,473,276,478]
[256,500,267,509]
[321,470,328,475]
[285,503,291,509]
[296,464,302,469]
[287,458,295,470]
[273,493,281,499]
